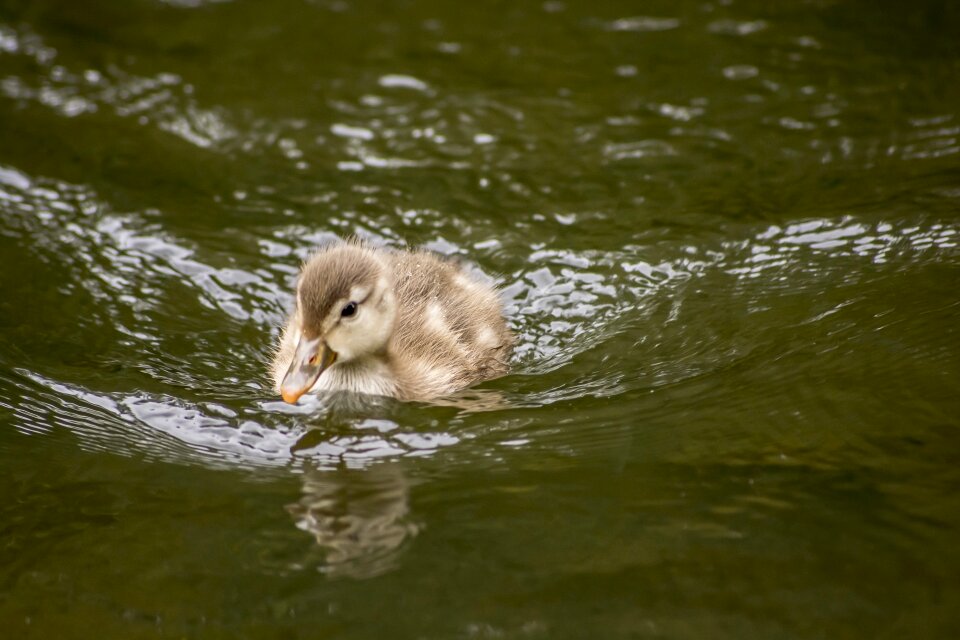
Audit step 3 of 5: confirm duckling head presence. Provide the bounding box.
[280,244,397,403]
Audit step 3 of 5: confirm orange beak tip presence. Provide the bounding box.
[278,338,335,404]
[281,388,304,404]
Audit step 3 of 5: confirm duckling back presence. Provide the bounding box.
[386,250,513,400]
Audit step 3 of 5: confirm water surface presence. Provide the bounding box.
[1,0,959,637]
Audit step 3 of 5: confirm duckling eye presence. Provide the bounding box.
[341,302,358,318]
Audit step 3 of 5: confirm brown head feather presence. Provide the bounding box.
[297,244,382,337]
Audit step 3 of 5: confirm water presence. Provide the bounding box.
[1,0,959,637]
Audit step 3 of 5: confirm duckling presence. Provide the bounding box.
[272,239,514,403]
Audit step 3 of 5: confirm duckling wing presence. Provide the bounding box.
[387,250,513,398]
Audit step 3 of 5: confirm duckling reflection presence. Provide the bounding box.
[272,238,514,403]
[287,462,418,579]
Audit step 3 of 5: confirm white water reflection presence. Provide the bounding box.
[4,156,958,470]
[604,16,680,33]
[726,216,959,280]
[0,164,281,331]
[0,24,235,149]
[11,369,469,470]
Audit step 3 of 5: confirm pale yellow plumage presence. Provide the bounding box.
[272,239,513,402]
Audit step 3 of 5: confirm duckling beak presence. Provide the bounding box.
[280,336,337,403]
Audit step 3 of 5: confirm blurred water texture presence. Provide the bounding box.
[1,0,958,637]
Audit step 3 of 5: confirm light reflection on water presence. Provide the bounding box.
[1,1,958,627]
[4,159,956,472]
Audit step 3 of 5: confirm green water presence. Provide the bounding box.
[1,0,959,637]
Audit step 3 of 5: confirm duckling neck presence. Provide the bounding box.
[310,356,398,398]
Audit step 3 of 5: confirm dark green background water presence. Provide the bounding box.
[1,0,959,637]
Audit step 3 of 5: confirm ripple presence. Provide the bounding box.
[0,24,235,149]
[726,216,960,278]
[604,16,680,33]
[708,19,769,37]
[2,4,958,485]
[8,147,955,459]
[4,141,957,470]
[723,65,760,81]
[0,165,283,326]
[378,74,431,92]
[0,2,955,628]
[9,366,474,471]
[603,139,677,161]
